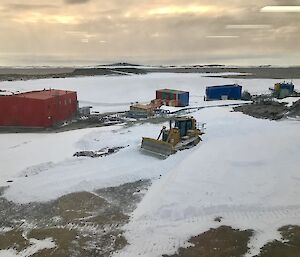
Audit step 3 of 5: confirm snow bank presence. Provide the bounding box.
[0,128,100,186]
[2,123,193,203]
[276,96,300,107]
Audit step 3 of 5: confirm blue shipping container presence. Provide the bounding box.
[206,84,242,100]
[178,91,189,107]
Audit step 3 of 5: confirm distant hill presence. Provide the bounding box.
[99,62,141,67]
[72,67,147,76]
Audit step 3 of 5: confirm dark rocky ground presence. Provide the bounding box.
[200,66,300,79]
[234,98,300,120]
[1,66,300,82]
[0,67,147,81]
[0,180,151,257]
[164,226,253,257]
[149,66,300,79]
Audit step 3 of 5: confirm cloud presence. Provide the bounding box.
[138,4,243,18]
[261,6,300,12]
[226,24,272,29]
[64,0,91,4]
[147,5,216,16]
[0,0,300,65]
[12,13,82,24]
[206,35,240,38]
[5,3,58,10]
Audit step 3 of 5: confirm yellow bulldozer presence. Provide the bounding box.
[141,116,204,158]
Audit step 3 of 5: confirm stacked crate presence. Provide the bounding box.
[156,89,189,107]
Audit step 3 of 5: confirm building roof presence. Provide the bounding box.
[13,89,76,100]
[276,82,294,86]
[157,89,188,94]
[206,84,242,89]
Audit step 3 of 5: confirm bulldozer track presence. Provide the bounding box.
[131,205,300,227]
[169,102,249,115]
[115,205,300,257]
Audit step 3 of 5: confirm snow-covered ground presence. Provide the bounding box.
[1,73,300,256]
[276,96,300,107]
[0,73,288,113]
[2,123,190,203]
[0,128,100,187]
[113,107,300,257]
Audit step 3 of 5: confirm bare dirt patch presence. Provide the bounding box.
[256,225,300,257]
[163,226,253,257]
[163,225,300,257]
[0,179,150,257]
[0,230,30,252]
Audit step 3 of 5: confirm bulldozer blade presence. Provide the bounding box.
[141,137,175,158]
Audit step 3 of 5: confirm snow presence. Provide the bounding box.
[2,123,192,203]
[1,73,300,256]
[276,96,300,107]
[0,227,13,233]
[0,128,100,186]
[113,108,300,257]
[159,99,250,113]
[0,237,55,257]
[0,91,13,96]
[204,72,252,76]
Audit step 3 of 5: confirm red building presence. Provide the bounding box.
[0,89,78,128]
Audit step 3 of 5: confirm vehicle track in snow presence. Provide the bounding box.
[114,205,300,257]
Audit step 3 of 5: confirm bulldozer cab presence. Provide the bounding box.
[174,117,195,137]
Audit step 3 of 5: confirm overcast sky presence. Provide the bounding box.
[0,0,300,66]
